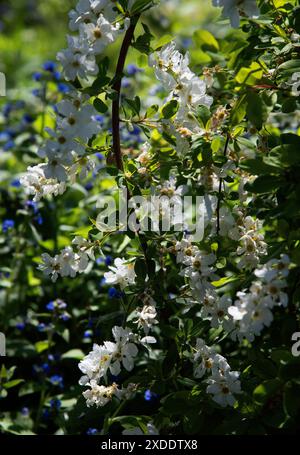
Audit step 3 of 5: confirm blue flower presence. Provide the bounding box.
[35,214,44,225]
[182,37,192,48]
[57,82,70,93]
[53,71,61,81]
[99,277,106,288]
[121,77,131,88]
[31,89,40,97]
[87,428,98,435]
[33,72,42,81]
[10,179,21,188]
[105,256,112,266]
[96,152,104,160]
[60,313,70,321]
[108,287,123,299]
[50,398,61,410]
[0,131,11,142]
[43,61,56,72]
[3,103,12,117]
[3,139,15,151]
[42,363,50,373]
[2,219,15,233]
[46,301,55,311]
[144,389,158,401]
[94,114,104,124]
[37,323,47,332]
[23,113,34,124]
[21,407,29,416]
[85,182,93,191]
[129,125,141,136]
[84,330,93,339]
[126,64,140,76]
[49,375,64,388]
[16,322,25,331]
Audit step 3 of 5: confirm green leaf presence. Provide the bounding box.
[253,379,282,405]
[61,349,85,360]
[3,379,24,389]
[235,62,263,85]
[246,92,268,130]
[35,340,50,353]
[124,96,141,116]
[161,99,179,119]
[145,104,159,118]
[130,0,153,14]
[153,34,173,50]
[93,98,108,113]
[277,59,300,78]
[134,258,147,282]
[230,94,247,126]
[283,383,300,417]
[245,175,283,193]
[193,29,219,51]
[196,105,211,127]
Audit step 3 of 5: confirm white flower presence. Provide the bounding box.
[38,253,62,282]
[212,0,259,28]
[39,144,73,182]
[134,298,158,335]
[136,142,152,166]
[57,101,101,141]
[83,380,120,407]
[57,37,98,81]
[193,338,217,378]
[69,0,98,31]
[207,368,241,407]
[149,42,189,90]
[104,326,138,375]
[20,165,66,201]
[104,258,136,289]
[180,251,216,278]
[175,237,198,264]
[201,294,232,328]
[79,343,111,385]
[79,15,121,54]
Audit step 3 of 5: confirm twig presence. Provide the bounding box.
[111,15,140,171]
[216,133,230,234]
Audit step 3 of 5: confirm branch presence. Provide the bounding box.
[216,133,230,234]
[111,15,140,171]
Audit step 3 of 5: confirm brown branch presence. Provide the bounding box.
[111,15,140,171]
[216,133,230,234]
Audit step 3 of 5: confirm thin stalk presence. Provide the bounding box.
[216,133,230,234]
[111,15,140,171]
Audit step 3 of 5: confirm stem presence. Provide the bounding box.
[216,133,230,234]
[111,15,140,171]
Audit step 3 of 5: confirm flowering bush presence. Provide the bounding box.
[1,0,300,435]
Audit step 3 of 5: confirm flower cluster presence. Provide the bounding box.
[79,325,138,407]
[59,0,131,81]
[193,338,241,407]
[21,91,101,200]
[228,255,291,342]
[149,41,212,134]
[38,243,92,282]
[175,236,218,304]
